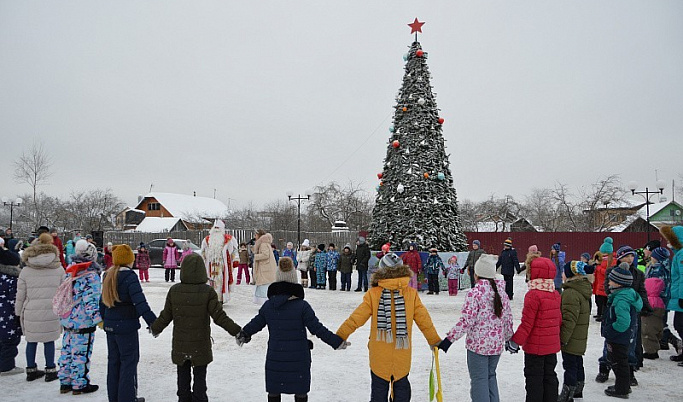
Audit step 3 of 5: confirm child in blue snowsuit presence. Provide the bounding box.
[424,248,445,295]
[57,239,102,394]
[326,244,340,291]
[0,242,22,375]
[101,245,157,402]
[314,244,327,289]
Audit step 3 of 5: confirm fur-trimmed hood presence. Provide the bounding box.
[0,263,21,277]
[371,264,413,288]
[21,243,61,269]
[660,225,683,252]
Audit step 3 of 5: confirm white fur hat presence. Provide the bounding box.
[302,239,310,247]
[474,254,498,279]
[75,239,98,261]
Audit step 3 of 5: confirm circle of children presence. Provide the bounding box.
[0,225,682,402]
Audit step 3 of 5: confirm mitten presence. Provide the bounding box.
[505,340,519,354]
[336,341,351,350]
[235,330,251,347]
[437,338,452,353]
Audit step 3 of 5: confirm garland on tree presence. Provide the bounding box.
[369,20,467,252]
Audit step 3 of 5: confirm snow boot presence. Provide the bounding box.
[573,381,584,399]
[72,384,99,395]
[671,353,683,362]
[595,364,610,383]
[267,394,281,402]
[135,398,145,402]
[60,385,72,394]
[44,367,58,382]
[629,367,638,387]
[25,367,45,382]
[294,395,308,402]
[660,339,670,350]
[643,352,659,360]
[558,384,576,402]
[673,337,683,355]
[604,386,630,399]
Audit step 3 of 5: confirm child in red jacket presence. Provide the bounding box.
[507,257,563,402]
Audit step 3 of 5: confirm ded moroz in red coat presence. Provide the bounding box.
[511,257,562,355]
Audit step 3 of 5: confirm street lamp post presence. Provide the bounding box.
[628,180,666,241]
[287,190,313,249]
[2,197,23,231]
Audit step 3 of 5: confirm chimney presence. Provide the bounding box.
[137,195,143,203]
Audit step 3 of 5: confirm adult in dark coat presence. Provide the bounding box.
[355,237,371,292]
[151,253,241,402]
[0,254,22,375]
[464,240,485,289]
[240,260,344,401]
[496,238,520,300]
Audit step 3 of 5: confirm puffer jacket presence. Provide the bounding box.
[336,265,441,382]
[464,248,485,274]
[550,251,566,290]
[602,287,643,345]
[150,254,241,366]
[645,260,670,304]
[446,278,513,355]
[326,250,340,272]
[402,249,422,275]
[252,233,277,286]
[560,277,592,356]
[593,254,615,297]
[100,268,156,334]
[15,243,64,342]
[511,257,562,355]
[243,281,342,395]
[296,249,312,272]
[645,278,666,309]
[660,225,683,312]
[135,250,151,270]
[61,257,102,331]
[338,250,355,274]
[281,248,297,268]
[424,254,444,275]
[355,242,371,270]
[496,248,520,276]
[0,264,22,340]
[604,262,652,314]
[163,245,180,269]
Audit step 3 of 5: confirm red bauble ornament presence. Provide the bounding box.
[379,181,384,186]
[377,173,383,179]
[438,117,445,124]
[423,172,430,178]
[416,50,424,57]
[392,140,400,148]
[402,106,408,112]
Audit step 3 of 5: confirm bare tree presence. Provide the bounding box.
[14,141,53,223]
[576,174,629,231]
[65,189,125,233]
[307,181,373,231]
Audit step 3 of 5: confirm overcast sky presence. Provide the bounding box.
[1,1,682,210]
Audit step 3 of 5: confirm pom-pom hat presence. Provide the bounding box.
[474,254,498,279]
[616,246,636,260]
[599,237,614,254]
[608,262,633,287]
[276,257,298,284]
[112,244,135,266]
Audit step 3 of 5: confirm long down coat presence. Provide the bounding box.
[242,281,342,395]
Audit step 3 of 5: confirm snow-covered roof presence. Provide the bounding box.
[137,192,229,221]
[633,201,681,219]
[135,217,186,232]
[128,208,145,214]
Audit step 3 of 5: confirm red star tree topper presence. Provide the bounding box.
[408,18,425,35]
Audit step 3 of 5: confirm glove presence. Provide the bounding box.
[437,338,452,353]
[336,341,351,350]
[147,327,159,338]
[505,340,519,354]
[236,330,251,347]
[15,316,21,328]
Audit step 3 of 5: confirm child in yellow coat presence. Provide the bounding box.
[336,253,443,402]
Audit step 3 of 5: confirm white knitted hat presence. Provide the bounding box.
[474,254,498,279]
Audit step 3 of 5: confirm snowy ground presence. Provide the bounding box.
[3,269,682,401]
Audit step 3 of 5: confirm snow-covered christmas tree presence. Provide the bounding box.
[369,19,467,251]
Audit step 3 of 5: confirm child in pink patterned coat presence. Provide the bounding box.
[438,254,513,402]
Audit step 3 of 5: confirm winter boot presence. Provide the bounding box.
[267,394,281,402]
[44,367,58,382]
[135,398,145,402]
[573,381,584,399]
[558,384,576,402]
[643,352,659,359]
[72,384,99,395]
[295,395,308,402]
[595,365,610,383]
[604,386,630,399]
[629,367,638,387]
[673,337,683,355]
[671,353,683,362]
[60,385,72,394]
[660,339,670,350]
[25,367,45,382]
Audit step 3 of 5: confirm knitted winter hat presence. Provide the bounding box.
[474,254,498,279]
[581,253,591,261]
[552,243,561,251]
[317,243,325,251]
[564,261,587,279]
[644,240,661,251]
[112,244,135,267]
[599,237,614,254]
[503,238,513,247]
[616,246,636,261]
[608,263,633,287]
[75,239,97,261]
[528,245,538,253]
[651,247,671,263]
[276,257,298,284]
[358,237,366,244]
[379,253,403,269]
[472,240,481,248]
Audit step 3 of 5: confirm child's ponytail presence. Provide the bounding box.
[102,265,122,308]
[488,278,503,318]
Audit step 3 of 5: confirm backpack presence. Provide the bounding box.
[52,261,91,319]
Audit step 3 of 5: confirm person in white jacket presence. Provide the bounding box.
[297,239,312,288]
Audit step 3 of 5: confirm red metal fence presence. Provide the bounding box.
[464,232,667,260]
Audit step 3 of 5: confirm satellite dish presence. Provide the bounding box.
[676,210,681,216]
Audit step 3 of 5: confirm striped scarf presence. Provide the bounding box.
[376,289,410,349]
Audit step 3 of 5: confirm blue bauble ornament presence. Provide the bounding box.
[403,53,409,61]
[375,185,380,191]
[389,125,395,132]
[437,172,445,181]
